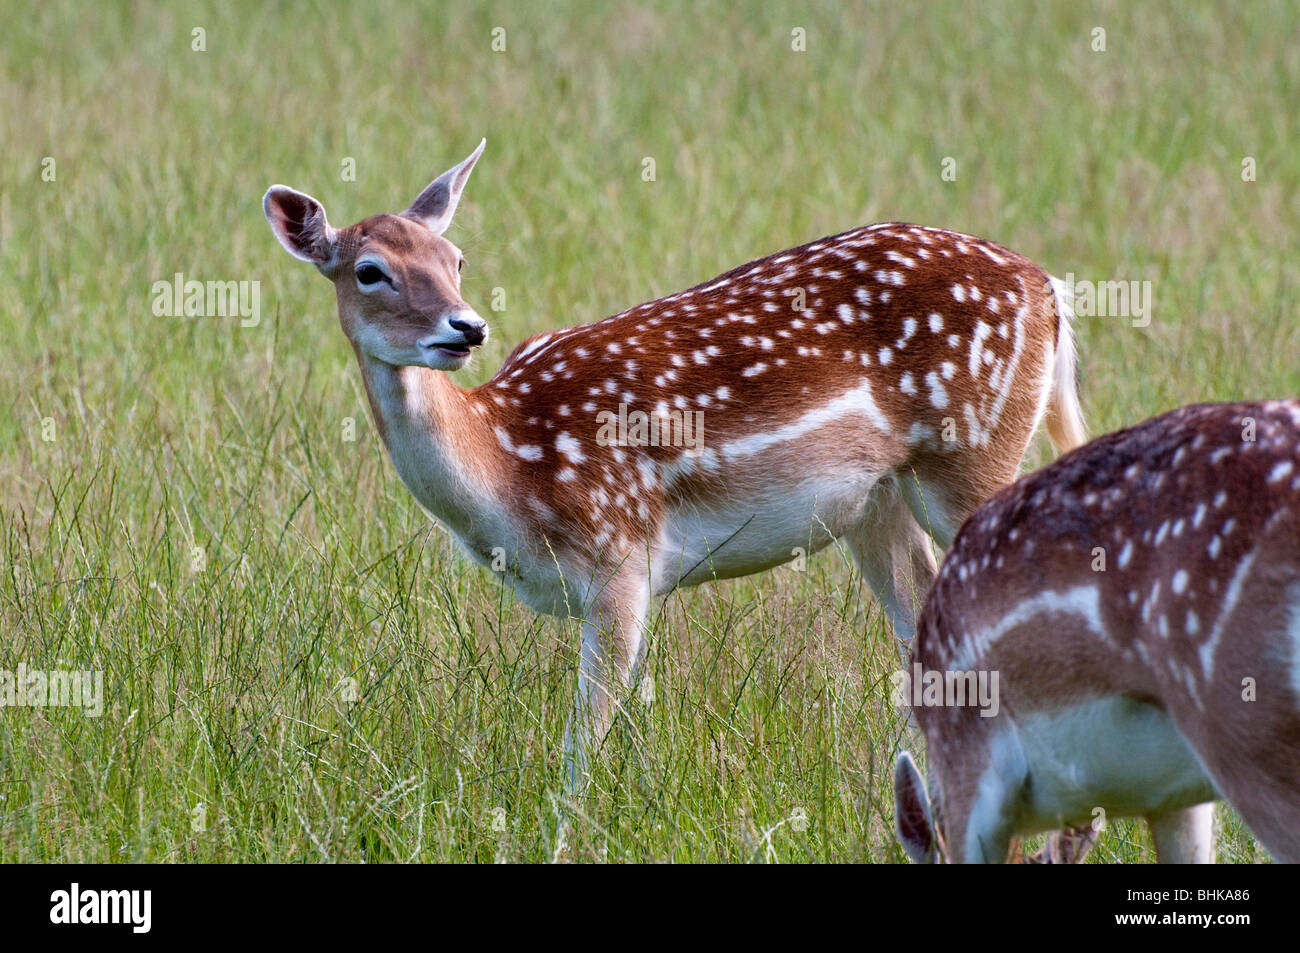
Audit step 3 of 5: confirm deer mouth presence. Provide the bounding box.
[421,341,474,358]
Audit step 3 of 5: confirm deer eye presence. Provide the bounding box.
[355,263,389,287]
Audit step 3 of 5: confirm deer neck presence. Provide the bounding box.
[354,352,507,547]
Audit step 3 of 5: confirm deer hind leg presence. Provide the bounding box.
[1179,576,1300,863]
[1206,771,1300,863]
[896,469,964,550]
[1193,696,1300,862]
[843,479,939,658]
[563,576,650,795]
[1148,804,1216,863]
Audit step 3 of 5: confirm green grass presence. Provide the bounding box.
[0,0,1295,862]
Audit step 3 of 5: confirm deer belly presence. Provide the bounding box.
[658,475,873,589]
[1016,696,1218,832]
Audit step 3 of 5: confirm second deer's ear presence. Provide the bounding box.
[403,139,486,235]
[894,751,938,864]
[264,186,338,266]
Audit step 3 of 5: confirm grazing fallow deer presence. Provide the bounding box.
[895,400,1300,863]
[263,140,1086,788]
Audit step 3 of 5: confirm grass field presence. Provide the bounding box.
[1,1,1296,863]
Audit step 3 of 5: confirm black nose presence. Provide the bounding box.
[449,315,486,346]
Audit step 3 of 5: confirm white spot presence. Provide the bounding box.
[969,322,993,377]
[495,426,542,462]
[555,432,586,463]
[907,421,936,446]
[1117,540,1133,569]
[925,371,948,409]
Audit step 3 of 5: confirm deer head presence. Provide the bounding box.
[263,139,489,371]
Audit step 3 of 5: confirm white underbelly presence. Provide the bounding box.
[656,472,880,591]
[1016,696,1218,832]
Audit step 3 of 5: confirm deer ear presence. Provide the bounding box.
[403,139,486,235]
[895,751,938,864]
[263,185,337,266]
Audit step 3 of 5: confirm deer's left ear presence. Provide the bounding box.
[403,139,486,235]
[895,751,938,864]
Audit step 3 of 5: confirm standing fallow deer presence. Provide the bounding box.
[895,400,1300,863]
[262,140,1086,788]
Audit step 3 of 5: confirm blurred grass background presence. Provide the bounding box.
[0,0,1295,861]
